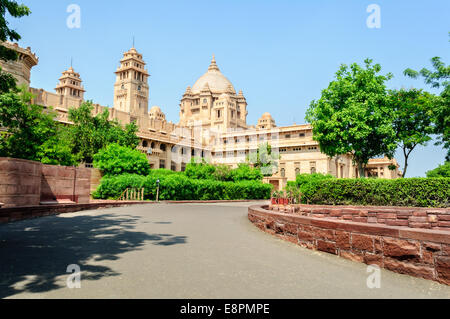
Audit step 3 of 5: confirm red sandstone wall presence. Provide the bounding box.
[0,158,42,207]
[40,165,92,204]
[249,205,450,286]
[274,204,450,230]
[0,157,93,207]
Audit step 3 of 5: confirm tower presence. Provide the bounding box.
[55,66,85,100]
[55,66,85,108]
[113,47,149,115]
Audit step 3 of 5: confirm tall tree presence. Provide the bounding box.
[389,89,435,177]
[306,59,397,178]
[404,56,450,161]
[68,101,140,163]
[0,88,59,160]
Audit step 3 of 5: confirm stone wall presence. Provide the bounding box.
[0,158,42,207]
[0,157,94,207]
[274,204,450,230]
[248,205,450,286]
[40,164,91,204]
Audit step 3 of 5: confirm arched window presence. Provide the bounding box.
[295,168,300,176]
[281,168,286,178]
[160,144,166,151]
[142,140,148,148]
[151,142,155,149]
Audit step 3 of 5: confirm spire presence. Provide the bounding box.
[208,54,220,72]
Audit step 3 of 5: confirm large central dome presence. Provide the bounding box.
[191,55,235,94]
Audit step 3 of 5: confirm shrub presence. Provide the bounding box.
[93,173,272,201]
[426,162,450,178]
[184,161,263,182]
[300,178,449,208]
[93,143,150,176]
[295,173,334,198]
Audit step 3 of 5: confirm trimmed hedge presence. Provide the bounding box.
[93,173,272,201]
[301,178,450,208]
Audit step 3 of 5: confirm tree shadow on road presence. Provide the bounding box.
[0,212,187,298]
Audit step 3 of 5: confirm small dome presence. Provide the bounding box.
[150,106,162,113]
[261,112,272,119]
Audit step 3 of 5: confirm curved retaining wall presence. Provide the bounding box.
[248,205,450,285]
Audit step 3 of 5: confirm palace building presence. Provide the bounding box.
[0,42,401,189]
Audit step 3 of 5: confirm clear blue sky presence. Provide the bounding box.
[10,0,450,177]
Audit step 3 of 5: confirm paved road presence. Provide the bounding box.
[0,202,449,299]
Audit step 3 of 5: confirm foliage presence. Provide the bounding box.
[228,163,263,182]
[299,178,449,208]
[37,125,79,166]
[389,89,435,177]
[68,101,139,163]
[295,173,334,199]
[306,59,397,177]
[247,143,279,176]
[0,0,31,61]
[184,160,263,182]
[426,162,450,178]
[0,88,60,161]
[93,143,150,176]
[404,56,450,161]
[0,66,16,93]
[93,173,272,201]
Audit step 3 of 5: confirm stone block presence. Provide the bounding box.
[351,233,374,252]
[317,240,337,255]
[383,237,420,261]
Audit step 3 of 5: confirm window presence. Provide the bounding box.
[299,133,305,137]
[160,144,166,151]
[142,141,148,148]
[171,162,177,171]
[159,160,166,169]
[217,110,221,118]
[281,168,286,178]
[285,134,291,139]
[138,85,141,91]
[203,98,207,103]
[295,167,300,176]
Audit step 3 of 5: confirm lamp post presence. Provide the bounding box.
[156,179,160,202]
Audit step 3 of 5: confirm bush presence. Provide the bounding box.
[426,162,450,178]
[300,178,449,208]
[295,173,334,197]
[184,161,263,182]
[93,173,272,201]
[93,143,150,176]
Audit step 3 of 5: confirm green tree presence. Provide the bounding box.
[426,161,450,178]
[247,143,279,177]
[0,88,58,160]
[68,101,139,163]
[37,125,79,166]
[306,59,397,178]
[404,56,450,161]
[93,143,150,176]
[389,89,435,177]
